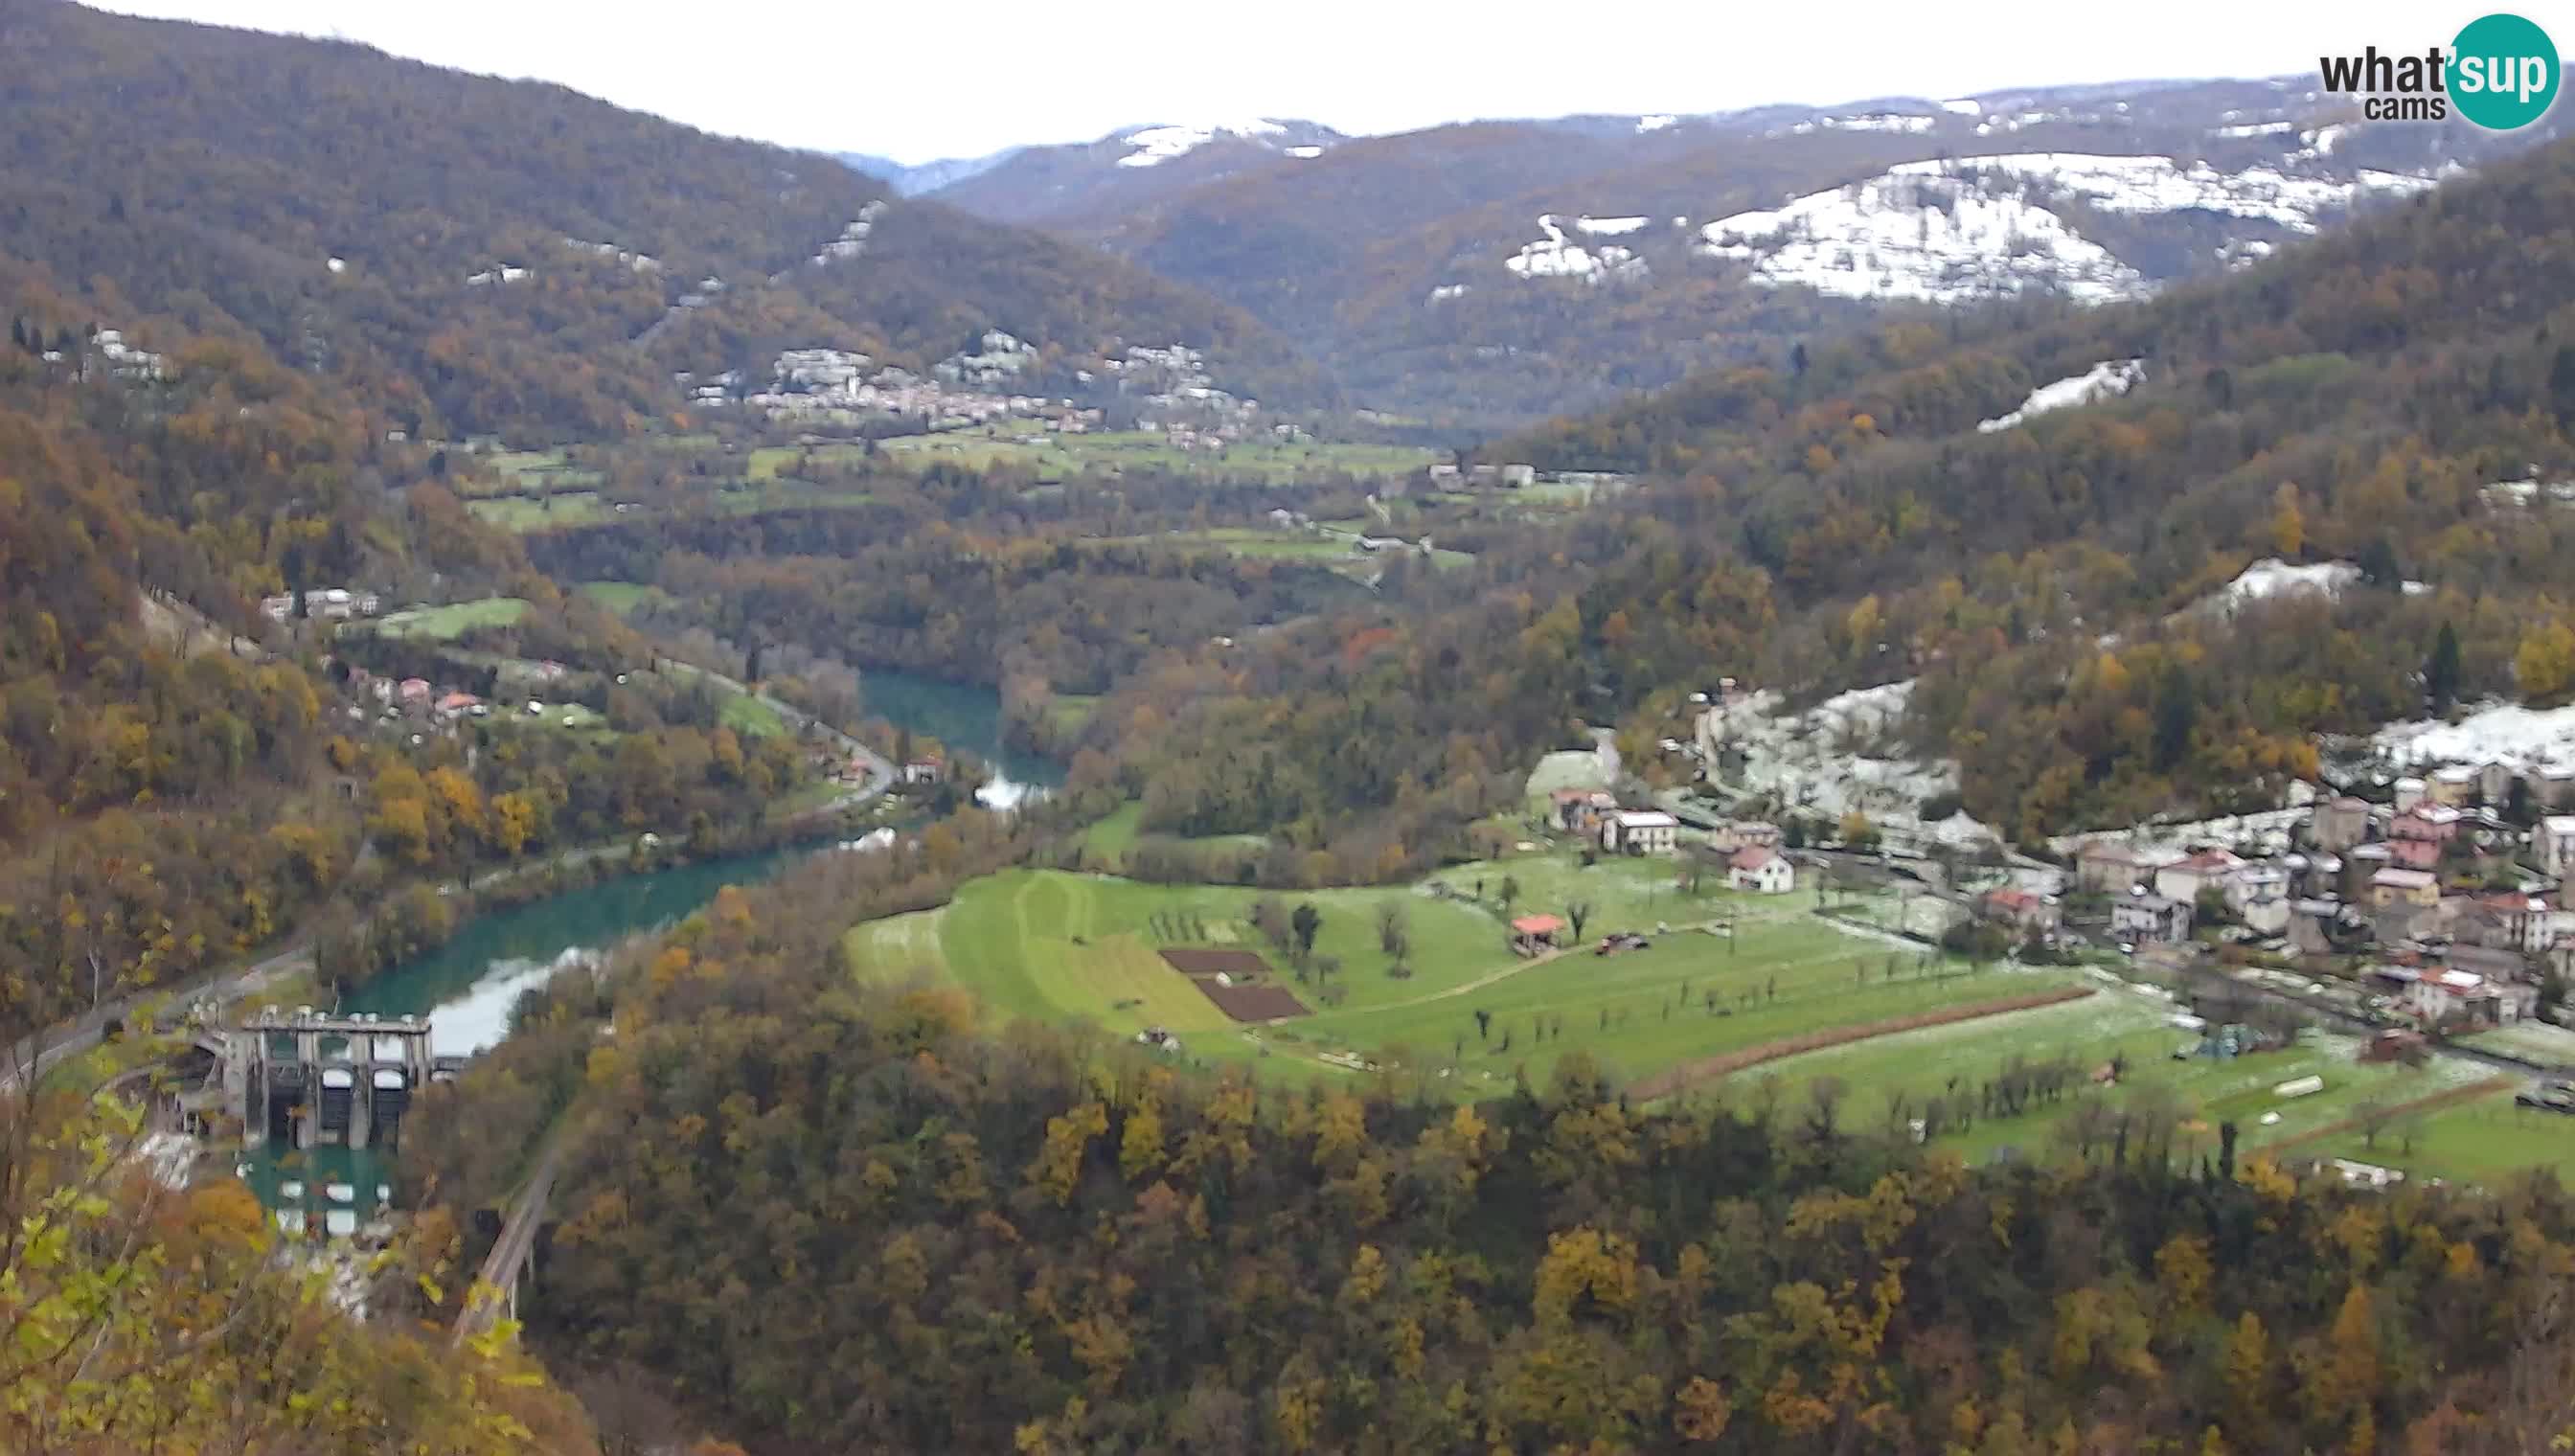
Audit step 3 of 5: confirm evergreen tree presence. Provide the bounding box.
[2357,535,2402,589]
[2427,620,2462,712]
[2553,343,2575,425]
[2153,665,2198,771]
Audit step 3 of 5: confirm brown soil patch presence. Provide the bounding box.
[1195,980,1309,1021]
[1160,947,1271,978]
[1629,987,2098,1101]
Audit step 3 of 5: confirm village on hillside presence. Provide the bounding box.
[1517,679,2575,1115]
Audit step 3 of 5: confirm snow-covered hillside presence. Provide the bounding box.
[1694,681,1998,847]
[1698,151,2441,305]
[1115,119,1339,168]
[1506,215,1648,283]
[1977,359,2144,431]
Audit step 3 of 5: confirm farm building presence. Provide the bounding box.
[1728,847,1793,895]
[1509,914,1565,955]
[1602,810,1678,856]
[1980,887,2059,935]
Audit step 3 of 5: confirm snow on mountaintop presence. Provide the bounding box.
[1790,113,1937,134]
[1637,114,1678,132]
[1506,215,1647,284]
[1976,359,2144,432]
[1938,98,1983,115]
[1698,151,2441,304]
[1573,216,1648,236]
[1116,119,1287,168]
[1892,153,2435,232]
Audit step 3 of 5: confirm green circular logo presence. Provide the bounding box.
[2452,12,2560,129]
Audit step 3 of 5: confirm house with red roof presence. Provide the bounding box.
[1980,887,2060,935]
[1728,847,1793,895]
[1509,914,1565,955]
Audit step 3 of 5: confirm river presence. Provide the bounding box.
[243,671,1055,1224]
[860,667,1065,808]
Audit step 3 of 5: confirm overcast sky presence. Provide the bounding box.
[89,0,2504,163]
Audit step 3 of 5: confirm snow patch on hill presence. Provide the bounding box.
[1699,176,2141,303]
[1894,153,2434,233]
[1574,215,1648,236]
[1118,119,1287,168]
[2207,558,2360,612]
[1792,113,1936,134]
[1507,215,1647,283]
[1637,113,1679,132]
[1694,680,1978,835]
[1976,359,2144,432]
[1938,98,1983,115]
[2216,121,2294,138]
[1698,151,2440,304]
[2374,702,2575,771]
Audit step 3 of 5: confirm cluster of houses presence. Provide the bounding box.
[1429,461,1538,489]
[2061,762,2575,1033]
[1546,789,1798,895]
[336,666,491,731]
[690,343,1109,436]
[260,586,383,623]
[1422,461,1634,493]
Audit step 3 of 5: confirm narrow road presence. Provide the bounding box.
[453,1130,568,1348]
[4,940,314,1092]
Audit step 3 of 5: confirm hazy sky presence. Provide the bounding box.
[89,0,2507,163]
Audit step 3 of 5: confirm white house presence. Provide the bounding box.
[1602,810,1678,856]
[2154,850,2245,905]
[1728,847,1794,894]
[2223,864,2290,913]
[2111,893,2192,944]
[2239,894,2292,937]
[2407,967,2530,1027]
[2538,815,2575,877]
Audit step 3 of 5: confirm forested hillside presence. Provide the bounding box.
[422,845,2575,1455]
[1424,133,2575,836]
[0,0,1323,435]
[928,80,2553,426]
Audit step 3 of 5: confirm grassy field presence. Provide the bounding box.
[839,860,2027,1096]
[368,597,530,641]
[2301,1086,2575,1186]
[878,430,1432,484]
[1076,801,1268,872]
[842,851,2575,1174]
[719,692,787,739]
[469,480,877,533]
[846,870,1507,1043]
[462,447,604,499]
[578,581,667,615]
[1081,802,1149,864]
[1728,983,2559,1180]
[467,493,609,530]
